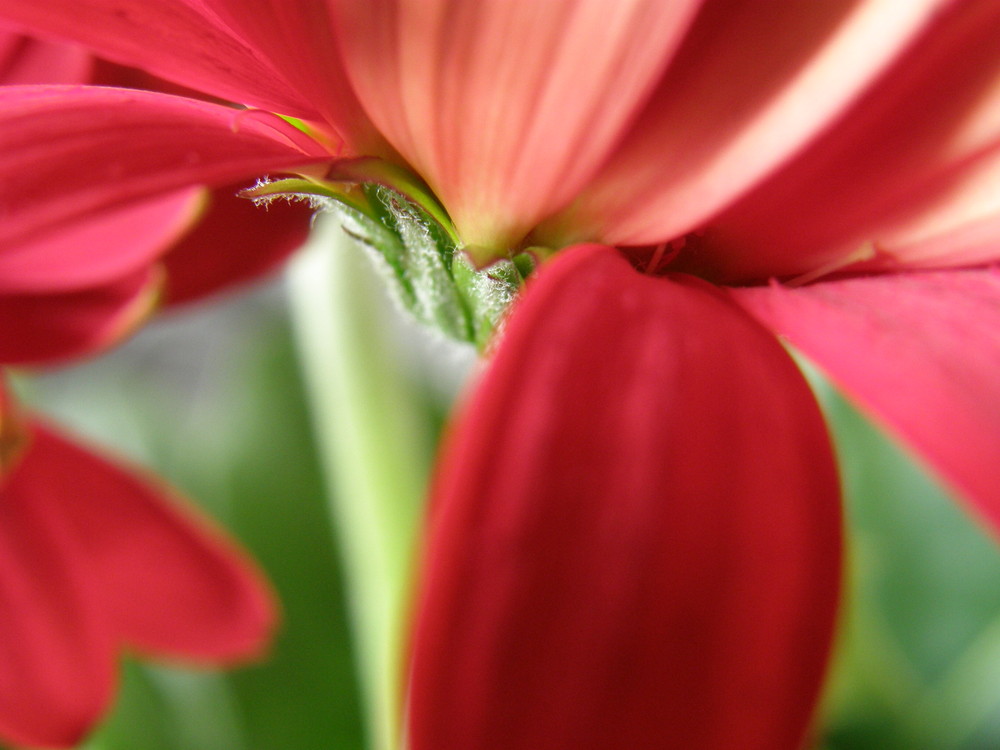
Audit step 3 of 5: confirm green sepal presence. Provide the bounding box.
[249,163,531,350]
[361,183,473,342]
[241,177,374,219]
[325,157,459,244]
[452,254,522,349]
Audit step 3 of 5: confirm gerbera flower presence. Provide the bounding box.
[1,1,998,748]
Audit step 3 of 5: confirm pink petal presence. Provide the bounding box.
[162,183,313,306]
[0,189,204,294]
[0,1,319,117]
[0,418,115,748]
[733,268,1000,534]
[89,56,227,102]
[547,0,949,252]
[0,24,91,84]
[877,211,1000,272]
[201,0,381,152]
[0,85,329,250]
[0,266,159,366]
[409,245,842,750]
[29,422,277,662]
[864,150,1000,272]
[329,0,701,251]
[680,3,1000,282]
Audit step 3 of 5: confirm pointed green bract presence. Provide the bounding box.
[245,166,531,351]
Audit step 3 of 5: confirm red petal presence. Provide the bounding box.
[0,266,159,366]
[0,24,91,84]
[0,189,203,294]
[162,184,313,306]
[0,423,115,749]
[409,245,842,750]
[0,1,319,117]
[202,0,380,151]
[330,0,700,250]
[694,2,1000,281]
[0,85,328,250]
[733,268,1000,533]
[30,422,277,662]
[557,0,947,250]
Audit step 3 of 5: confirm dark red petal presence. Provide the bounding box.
[409,245,842,750]
[0,189,203,294]
[202,0,380,151]
[0,1,320,117]
[0,423,115,749]
[0,85,328,250]
[0,25,91,84]
[30,423,277,662]
[162,184,313,306]
[0,266,159,367]
[732,268,1000,532]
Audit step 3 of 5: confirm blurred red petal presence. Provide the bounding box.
[0,25,90,84]
[0,189,203,294]
[0,266,159,366]
[0,1,319,117]
[162,185,312,306]
[204,0,378,150]
[30,423,277,662]
[0,85,328,250]
[877,210,1000,272]
[410,245,842,750]
[0,423,114,749]
[733,267,1000,532]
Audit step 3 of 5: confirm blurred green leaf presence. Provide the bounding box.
[811,366,1000,750]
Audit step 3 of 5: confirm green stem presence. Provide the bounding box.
[287,217,434,750]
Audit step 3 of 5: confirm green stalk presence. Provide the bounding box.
[287,217,434,750]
